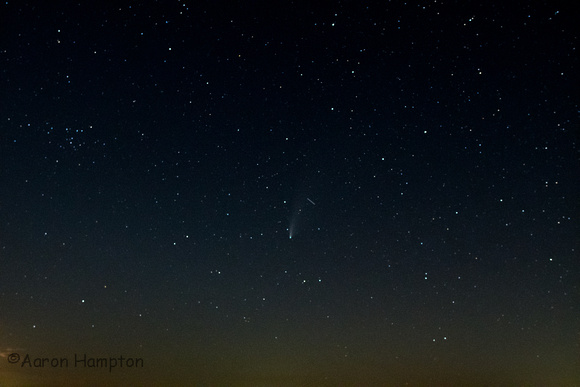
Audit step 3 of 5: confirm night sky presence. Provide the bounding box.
[1,1,578,386]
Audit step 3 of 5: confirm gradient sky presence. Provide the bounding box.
[1,1,578,386]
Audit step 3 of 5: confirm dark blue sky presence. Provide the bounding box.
[1,1,578,385]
